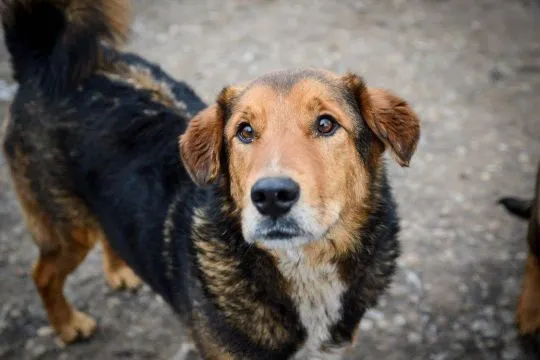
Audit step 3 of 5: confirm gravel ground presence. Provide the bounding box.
[1,0,540,359]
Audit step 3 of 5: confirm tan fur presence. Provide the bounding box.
[102,64,188,111]
[191,310,236,360]
[226,80,368,228]
[517,252,540,334]
[102,237,141,289]
[343,73,421,167]
[180,104,224,186]
[516,163,540,335]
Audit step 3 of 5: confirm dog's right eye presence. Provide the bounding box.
[237,123,256,144]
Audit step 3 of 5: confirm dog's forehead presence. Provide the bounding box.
[246,69,338,93]
[236,69,351,108]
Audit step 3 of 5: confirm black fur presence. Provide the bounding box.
[499,197,533,219]
[1,0,128,95]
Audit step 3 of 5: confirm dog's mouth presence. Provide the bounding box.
[253,218,305,241]
[242,203,339,247]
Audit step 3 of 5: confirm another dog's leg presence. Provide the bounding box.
[100,234,141,290]
[32,227,97,344]
[517,252,540,335]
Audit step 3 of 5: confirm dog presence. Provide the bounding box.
[1,0,421,359]
[499,162,540,351]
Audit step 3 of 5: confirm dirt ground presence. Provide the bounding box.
[1,0,540,359]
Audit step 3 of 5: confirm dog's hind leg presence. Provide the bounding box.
[100,235,141,290]
[31,227,97,344]
[6,150,98,344]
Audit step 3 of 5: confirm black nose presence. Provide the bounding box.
[251,177,300,218]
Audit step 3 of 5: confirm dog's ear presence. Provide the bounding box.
[179,86,239,186]
[179,104,223,186]
[344,73,420,167]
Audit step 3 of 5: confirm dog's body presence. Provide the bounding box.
[500,162,540,348]
[1,1,420,359]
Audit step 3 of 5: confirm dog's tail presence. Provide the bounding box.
[1,0,130,93]
[499,197,533,219]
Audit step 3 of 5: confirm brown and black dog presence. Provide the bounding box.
[500,162,540,350]
[1,0,420,358]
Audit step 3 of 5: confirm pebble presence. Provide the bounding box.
[37,326,53,337]
[360,318,374,331]
[407,332,422,344]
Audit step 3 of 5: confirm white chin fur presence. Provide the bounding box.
[241,204,336,248]
[253,235,314,249]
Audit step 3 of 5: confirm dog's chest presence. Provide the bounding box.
[276,250,348,360]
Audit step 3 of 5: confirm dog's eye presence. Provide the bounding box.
[237,123,255,143]
[316,115,339,136]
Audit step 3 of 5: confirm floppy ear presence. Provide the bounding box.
[179,104,223,186]
[179,86,240,186]
[344,73,420,167]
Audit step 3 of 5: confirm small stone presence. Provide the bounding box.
[518,152,529,164]
[431,353,448,360]
[456,146,467,156]
[32,345,46,357]
[156,33,168,43]
[366,309,385,322]
[242,52,255,62]
[37,326,53,337]
[108,297,121,307]
[393,314,407,327]
[500,310,515,325]
[489,68,504,82]
[407,332,422,344]
[404,270,422,290]
[54,338,66,349]
[482,306,495,318]
[359,318,373,331]
[497,143,509,152]
[502,345,521,360]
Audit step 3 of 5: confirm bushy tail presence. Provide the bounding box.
[1,0,130,93]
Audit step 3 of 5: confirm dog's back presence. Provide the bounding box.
[1,0,204,343]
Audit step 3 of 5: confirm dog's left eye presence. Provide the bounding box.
[237,123,256,143]
[316,115,339,136]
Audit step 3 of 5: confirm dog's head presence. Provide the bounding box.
[180,69,420,250]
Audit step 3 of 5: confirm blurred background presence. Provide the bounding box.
[1,0,540,359]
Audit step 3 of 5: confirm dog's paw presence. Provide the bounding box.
[57,310,97,344]
[105,265,142,290]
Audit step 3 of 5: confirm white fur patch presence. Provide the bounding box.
[276,249,348,360]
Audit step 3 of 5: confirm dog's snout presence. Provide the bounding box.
[251,177,300,217]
